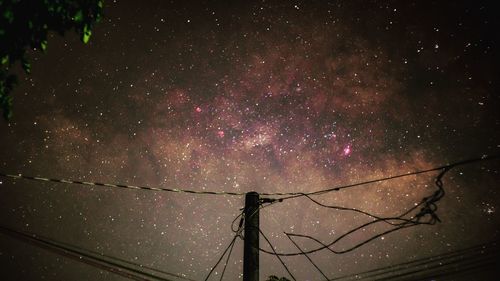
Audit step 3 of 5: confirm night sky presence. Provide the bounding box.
[1,1,500,280]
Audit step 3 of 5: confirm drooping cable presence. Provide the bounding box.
[277,154,500,199]
[259,228,297,281]
[329,241,499,280]
[219,224,239,281]
[204,234,239,281]
[1,154,498,197]
[259,167,446,257]
[53,236,196,281]
[0,225,175,281]
[0,172,246,196]
[371,244,499,281]
[285,233,329,280]
[286,223,418,256]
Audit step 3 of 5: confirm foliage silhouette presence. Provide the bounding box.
[266,276,291,281]
[0,0,104,120]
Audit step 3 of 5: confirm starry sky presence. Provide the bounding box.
[1,0,500,280]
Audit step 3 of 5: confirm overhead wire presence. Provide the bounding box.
[49,235,197,281]
[205,210,246,281]
[285,233,329,280]
[7,223,197,281]
[375,253,498,281]
[1,154,498,280]
[404,257,498,281]
[371,245,499,281]
[1,154,498,198]
[231,198,281,235]
[0,172,246,196]
[329,240,499,280]
[0,225,178,281]
[328,240,499,280]
[259,228,297,281]
[220,212,247,281]
[219,234,237,281]
[256,155,499,277]
[285,222,419,256]
[203,234,240,281]
[300,193,422,226]
[277,153,500,200]
[228,198,293,279]
[259,167,445,257]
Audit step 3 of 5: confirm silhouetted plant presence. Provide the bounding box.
[0,0,104,120]
[266,275,291,281]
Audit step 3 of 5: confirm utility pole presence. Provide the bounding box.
[244,191,259,281]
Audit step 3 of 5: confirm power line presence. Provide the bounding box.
[404,257,498,281]
[0,225,182,281]
[285,233,329,280]
[278,154,500,200]
[1,154,498,280]
[375,253,498,281]
[259,228,296,281]
[259,154,500,257]
[219,235,237,281]
[51,234,197,281]
[259,222,418,258]
[0,172,246,196]
[300,193,423,226]
[1,154,498,198]
[264,169,497,279]
[205,212,245,281]
[329,240,499,280]
[11,224,197,281]
[259,167,447,257]
[371,245,499,281]
[204,233,239,281]
[337,249,498,281]
[231,199,281,235]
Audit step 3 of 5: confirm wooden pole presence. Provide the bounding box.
[243,191,259,281]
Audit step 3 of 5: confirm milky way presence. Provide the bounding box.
[1,1,500,280]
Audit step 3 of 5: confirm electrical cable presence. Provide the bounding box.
[1,154,498,280]
[277,154,500,200]
[258,167,446,257]
[285,233,329,280]
[372,247,499,281]
[231,210,245,234]
[259,228,297,281]
[403,258,497,281]
[0,171,246,196]
[19,227,197,281]
[204,233,240,280]
[231,199,280,236]
[219,230,238,281]
[287,223,418,256]
[329,240,499,280]
[301,193,422,226]
[46,234,195,281]
[1,154,498,198]
[0,225,175,281]
[207,198,277,281]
